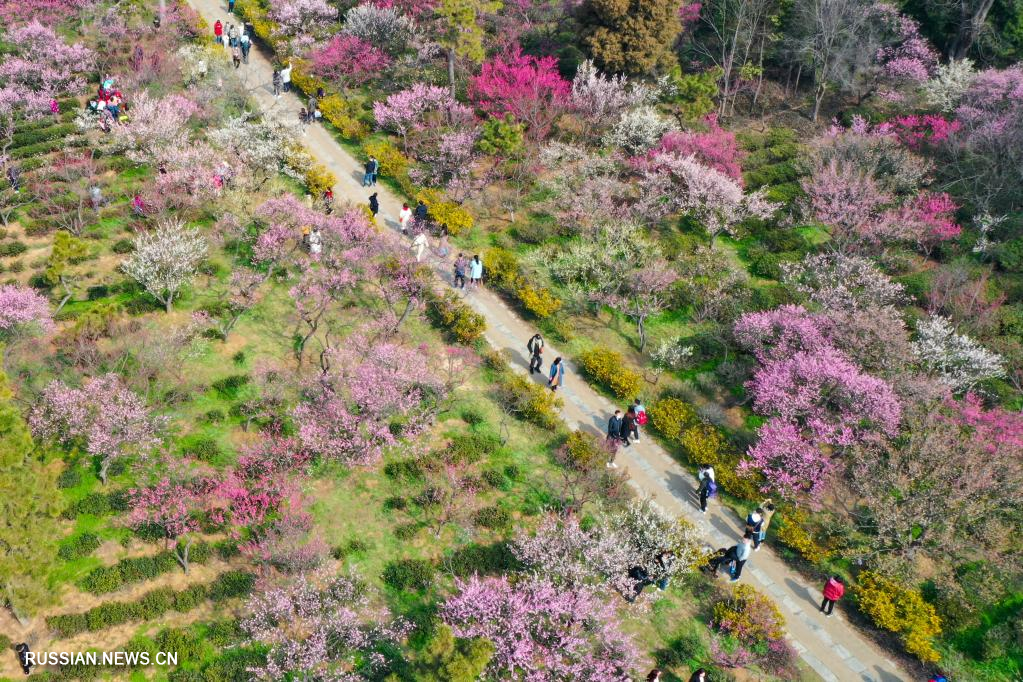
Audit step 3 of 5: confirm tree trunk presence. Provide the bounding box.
[812,81,826,122]
[447,49,457,99]
[175,536,192,574]
[164,294,173,313]
[99,457,110,485]
[637,315,648,353]
[949,0,996,59]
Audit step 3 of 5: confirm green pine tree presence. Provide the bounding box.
[0,360,63,622]
[398,625,494,682]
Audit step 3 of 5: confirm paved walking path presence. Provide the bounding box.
[187,6,911,680]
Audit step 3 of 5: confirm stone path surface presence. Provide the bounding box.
[186,6,912,680]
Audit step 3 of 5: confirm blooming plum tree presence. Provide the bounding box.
[0,285,53,341]
[127,477,205,572]
[373,83,474,151]
[570,60,651,130]
[740,418,833,504]
[911,315,1005,392]
[121,219,208,312]
[309,35,393,86]
[269,0,338,46]
[107,92,198,164]
[468,45,570,139]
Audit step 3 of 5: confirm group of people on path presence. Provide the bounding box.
[86,75,129,131]
[525,333,564,391]
[452,253,483,289]
[271,61,293,97]
[605,399,647,465]
[213,19,250,68]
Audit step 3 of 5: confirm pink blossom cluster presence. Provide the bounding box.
[240,505,328,574]
[643,115,744,182]
[369,0,437,18]
[0,21,95,118]
[468,45,571,139]
[309,35,392,85]
[269,0,338,44]
[874,8,938,87]
[0,0,89,25]
[0,284,53,337]
[29,374,166,483]
[944,392,1023,454]
[441,575,638,680]
[373,83,474,142]
[126,477,202,544]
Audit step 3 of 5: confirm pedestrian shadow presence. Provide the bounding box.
[872,666,903,682]
[709,513,739,540]
[351,170,366,185]
[662,470,700,508]
[785,577,821,611]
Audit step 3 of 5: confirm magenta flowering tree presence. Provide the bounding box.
[747,344,901,447]
[0,285,53,341]
[373,83,474,151]
[0,21,95,119]
[242,570,410,681]
[733,305,830,364]
[647,115,744,182]
[126,476,206,572]
[309,35,392,86]
[740,419,834,504]
[0,0,87,24]
[440,575,639,680]
[889,191,961,253]
[30,374,167,484]
[468,45,571,139]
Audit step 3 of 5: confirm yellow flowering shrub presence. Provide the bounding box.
[648,397,697,442]
[303,163,336,197]
[425,291,486,345]
[680,424,760,499]
[493,371,562,429]
[290,61,325,97]
[855,571,942,663]
[712,584,786,642]
[320,96,369,140]
[774,509,829,564]
[361,139,409,179]
[482,247,521,291]
[561,430,607,472]
[417,190,474,236]
[577,348,643,401]
[517,285,562,319]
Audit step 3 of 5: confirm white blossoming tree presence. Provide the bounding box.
[121,219,207,312]
[912,315,1005,391]
[602,105,674,155]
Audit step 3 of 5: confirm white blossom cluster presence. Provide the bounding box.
[912,315,1005,391]
[121,219,207,311]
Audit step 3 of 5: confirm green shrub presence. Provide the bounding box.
[204,620,245,647]
[482,468,506,489]
[394,522,423,540]
[58,533,102,561]
[208,571,255,601]
[447,431,501,464]
[473,505,511,530]
[211,374,250,399]
[460,405,486,425]
[577,348,643,400]
[384,495,408,510]
[156,628,202,662]
[445,542,522,577]
[493,371,561,429]
[216,539,241,559]
[181,436,222,462]
[80,566,122,594]
[173,584,208,612]
[426,290,486,344]
[382,558,435,590]
[63,491,128,519]
[0,240,28,257]
[138,587,176,618]
[997,238,1023,272]
[47,612,88,637]
[109,238,134,254]
[56,466,82,489]
[204,408,226,423]
[648,397,698,442]
[384,458,423,482]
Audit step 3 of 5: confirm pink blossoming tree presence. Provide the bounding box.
[309,35,393,86]
[126,476,207,572]
[468,45,570,139]
[0,285,53,341]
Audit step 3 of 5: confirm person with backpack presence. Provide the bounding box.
[362,158,375,186]
[527,333,543,374]
[453,253,467,289]
[633,398,647,441]
[368,155,380,185]
[548,357,565,392]
[746,508,765,550]
[820,575,845,617]
[697,464,716,513]
[622,406,636,448]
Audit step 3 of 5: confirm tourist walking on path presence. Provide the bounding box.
[369,155,379,185]
[729,534,752,581]
[746,508,765,550]
[633,398,646,441]
[214,18,223,43]
[398,203,412,233]
[527,333,543,374]
[697,464,716,513]
[758,500,776,547]
[453,253,466,289]
[411,231,428,262]
[362,158,375,186]
[231,44,241,68]
[280,61,292,91]
[820,576,845,617]
[239,30,250,62]
[606,410,623,447]
[368,193,379,217]
[548,357,564,392]
[468,255,483,287]
[621,406,636,448]
[414,200,428,223]
[272,69,282,97]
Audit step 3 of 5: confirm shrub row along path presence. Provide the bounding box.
[184,3,910,679]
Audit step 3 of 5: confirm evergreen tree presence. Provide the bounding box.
[407,625,494,681]
[578,0,683,76]
[0,360,63,621]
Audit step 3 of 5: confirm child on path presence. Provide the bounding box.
[548,357,565,392]
[697,464,716,513]
[633,398,646,441]
[820,575,845,617]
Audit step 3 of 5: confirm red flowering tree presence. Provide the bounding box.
[647,115,744,182]
[308,35,392,86]
[468,45,570,139]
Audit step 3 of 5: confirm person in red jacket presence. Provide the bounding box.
[213,19,223,43]
[820,575,845,617]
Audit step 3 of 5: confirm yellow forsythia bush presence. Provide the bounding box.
[680,423,760,499]
[362,139,409,179]
[417,190,474,236]
[517,285,562,319]
[483,247,522,291]
[425,291,486,344]
[494,371,562,429]
[561,430,608,471]
[855,571,942,663]
[304,163,336,197]
[320,96,369,140]
[290,62,325,97]
[774,509,829,564]
[577,348,643,401]
[712,584,786,642]
[648,397,697,442]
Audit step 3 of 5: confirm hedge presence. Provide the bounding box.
[577,348,643,401]
[425,290,486,344]
[47,571,254,637]
[79,542,213,594]
[57,533,102,561]
[382,558,435,590]
[62,491,129,519]
[11,123,76,150]
[492,370,561,429]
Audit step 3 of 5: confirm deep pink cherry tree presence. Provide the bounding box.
[242,570,410,681]
[468,45,570,139]
[309,35,392,86]
[0,284,53,341]
[647,115,744,182]
[733,305,830,364]
[127,476,206,572]
[441,575,639,681]
[29,374,167,484]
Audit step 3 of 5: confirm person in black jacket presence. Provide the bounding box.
[363,158,375,186]
[414,200,428,222]
[368,193,379,216]
[527,333,543,374]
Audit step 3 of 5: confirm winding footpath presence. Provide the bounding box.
[188,6,912,679]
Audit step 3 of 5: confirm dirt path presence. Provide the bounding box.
[181,7,911,680]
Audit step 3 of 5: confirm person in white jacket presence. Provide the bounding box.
[398,203,412,233]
